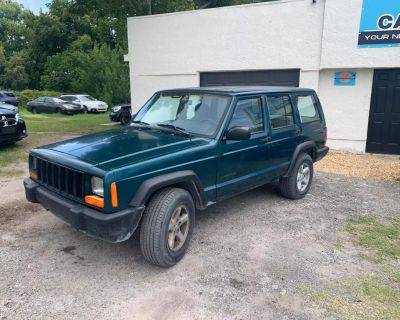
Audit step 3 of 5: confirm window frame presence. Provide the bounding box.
[293,93,322,124]
[265,93,296,131]
[227,96,265,136]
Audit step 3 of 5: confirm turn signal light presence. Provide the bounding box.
[30,171,38,180]
[85,195,104,208]
[111,182,118,208]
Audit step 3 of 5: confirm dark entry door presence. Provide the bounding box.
[367,69,400,155]
[200,70,300,87]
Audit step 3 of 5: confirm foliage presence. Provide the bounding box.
[17,89,63,106]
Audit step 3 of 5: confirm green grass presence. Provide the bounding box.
[0,110,114,166]
[312,217,400,319]
[20,109,110,134]
[344,216,400,263]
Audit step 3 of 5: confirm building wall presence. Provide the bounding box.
[127,0,400,153]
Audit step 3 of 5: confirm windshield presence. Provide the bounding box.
[135,93,231,137]
[80,95,96,101]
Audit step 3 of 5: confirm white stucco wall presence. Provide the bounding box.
[318,69,374,153]
[128,0,326,109]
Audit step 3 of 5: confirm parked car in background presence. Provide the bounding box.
[25,86,329,267]
[60,95,108,113]
[110,103,133,125]
[27,97,83,115]
[0,104,27,146]
[0,91,19,106]
[0,102,19,113]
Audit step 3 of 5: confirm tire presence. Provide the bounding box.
[280,153,313,200]
[140,187,195,267]
[120,115,131,125]
[31,107,37,114]
[56,108,61,114]
[83,106,89,113]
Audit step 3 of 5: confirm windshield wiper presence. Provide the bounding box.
[155,123,192,137]
[131,120,150,125]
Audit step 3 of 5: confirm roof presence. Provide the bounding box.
[159,86,314,96]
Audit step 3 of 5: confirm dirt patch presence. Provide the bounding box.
[315,150,400,181]
[0,201,42,226]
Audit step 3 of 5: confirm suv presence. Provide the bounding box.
[24,87,328,267]
[59,95,108,113]
[0,91,19,106]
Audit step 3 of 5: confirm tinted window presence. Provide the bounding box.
[36,97,45,103]
[267,95,294,129]
[296,95,321,123]
[229,98,264,133]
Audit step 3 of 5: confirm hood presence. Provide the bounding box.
[0,106,17,115]
[85,100,106,106]
[38,126,207,169]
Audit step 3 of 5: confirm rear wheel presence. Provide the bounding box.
[280,153,313,200]
[140,187,195,267]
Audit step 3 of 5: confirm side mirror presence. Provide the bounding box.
[225,127,251,141]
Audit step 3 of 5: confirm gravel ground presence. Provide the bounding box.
[0,172,399,320]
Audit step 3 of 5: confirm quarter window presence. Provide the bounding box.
[229,98,264,133]
[267,95,294,129]
[296,95,321,123]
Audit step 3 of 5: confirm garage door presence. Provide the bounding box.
[366,69,400,155]
[200,70,300,87]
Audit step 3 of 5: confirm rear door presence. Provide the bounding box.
[292,92,326,148]
[217,96,271,200]
[264,94,301,177]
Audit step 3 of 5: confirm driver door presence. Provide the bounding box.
[217,96,271,200]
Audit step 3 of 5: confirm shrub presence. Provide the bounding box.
[17,89,63,107]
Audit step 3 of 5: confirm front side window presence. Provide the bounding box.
[295,94,321,123]
[228,98,264,133]
[267,95,294,129]
[135,93,231,137]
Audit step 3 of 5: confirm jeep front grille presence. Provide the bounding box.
[36,158,85,201]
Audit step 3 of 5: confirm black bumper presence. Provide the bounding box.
[0,122,27,145]
[24,178,145,243]
[109,112,121,122]
[316,146,329,162]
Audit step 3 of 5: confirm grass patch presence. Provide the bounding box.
[344,216,400,263]
[312,217,400,319]
[313,269,400,320]
[0,111,114,167]
[0,168,25,178]
[20,109,110,134]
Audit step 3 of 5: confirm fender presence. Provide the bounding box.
[283,141,316,178]
[130,170,208,210]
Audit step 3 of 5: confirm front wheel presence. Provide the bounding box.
[140,187,195,267]
[280,153,313,200]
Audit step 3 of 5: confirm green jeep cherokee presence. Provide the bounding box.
[24,87,329,267]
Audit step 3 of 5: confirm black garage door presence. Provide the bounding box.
[200,69,300,87]
[366,69,400,155]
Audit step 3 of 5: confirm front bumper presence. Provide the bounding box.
[0,122,27,145]
[109,112,121,122]
[24,178,145,243]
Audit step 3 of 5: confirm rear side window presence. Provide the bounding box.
[266,95,294,129]
[229,98,264,133]
[295,95,321,123]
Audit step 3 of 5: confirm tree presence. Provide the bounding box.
[2,50,29,90]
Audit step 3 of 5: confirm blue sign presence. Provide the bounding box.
[334,71,357,86]
[359,0,400,48]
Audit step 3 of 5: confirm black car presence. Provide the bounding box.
[0,106,27,146]
[27,97,83,115]
[0,91,19,106]
[110,104,132,125]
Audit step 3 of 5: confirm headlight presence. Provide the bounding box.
[112,106,121,112]
[91,177,104,197]
[15,113,20,121]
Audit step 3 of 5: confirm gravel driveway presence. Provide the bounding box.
[0,173,399,320]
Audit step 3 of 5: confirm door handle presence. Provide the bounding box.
[259,136,272,143]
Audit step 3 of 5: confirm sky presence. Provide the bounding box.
[17,0,49,13]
